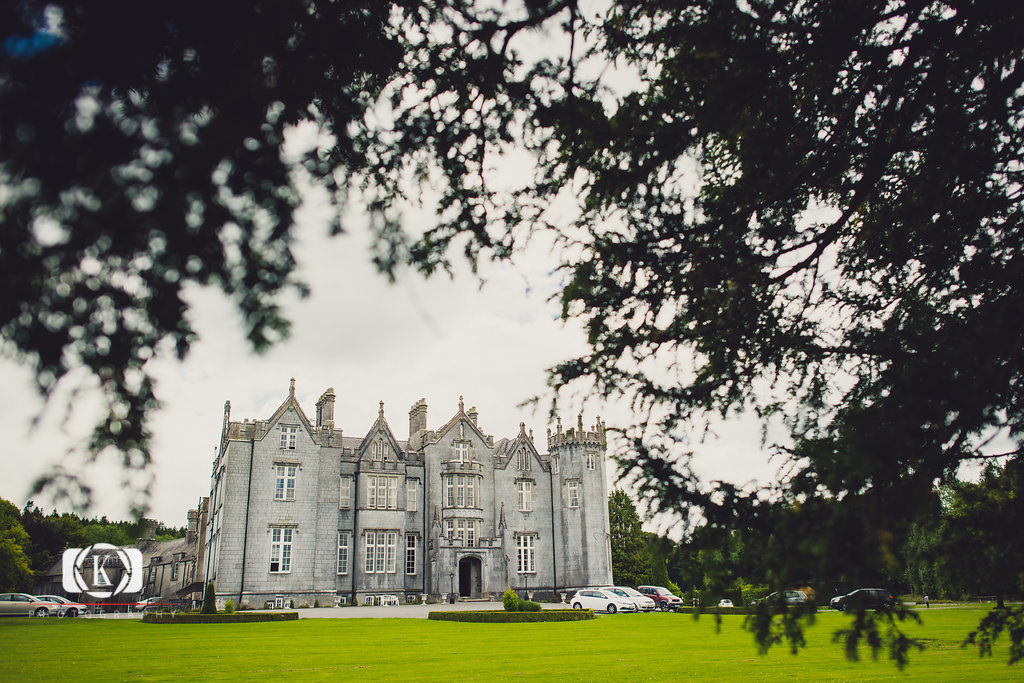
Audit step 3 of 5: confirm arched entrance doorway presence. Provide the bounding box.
[458,556,482,598]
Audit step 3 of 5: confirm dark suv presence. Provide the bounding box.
[830,588,896,612]
[637,586,683,611]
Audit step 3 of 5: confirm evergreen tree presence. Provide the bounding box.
[608,491,651,588]
[201,581,216,614]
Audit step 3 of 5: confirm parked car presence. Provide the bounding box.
[718,599,734,608]
[0,593,63,617]
[608,587,657,611]
[750,590,809,607]
[570,588,638,614]
[133,596,164,612]
[830,589,895,612]
[35,595,89,617]
[637,586,683,611]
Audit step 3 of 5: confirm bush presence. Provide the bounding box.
[520,600,542,612]
[428,609,594,623]
[201,582,216,615]
[298,603,309,609]
[289,599,295,609]
[667,580,682,597]
[314,599,320,608]
[502,587,520,612]
[224,599,235,615]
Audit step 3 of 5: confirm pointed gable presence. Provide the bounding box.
[357,401,404,461]
[434,395,490,446]
[263,378,315,443]
[497,422,545,471]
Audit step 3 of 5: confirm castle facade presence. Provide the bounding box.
[202,380,611,606]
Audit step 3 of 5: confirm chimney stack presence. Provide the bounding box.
[316,388,336,430]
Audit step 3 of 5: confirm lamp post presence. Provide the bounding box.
[449,572,455,604]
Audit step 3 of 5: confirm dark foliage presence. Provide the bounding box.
[201,581,216,614]
[0,0,403,515]
[143,611,298,624]
[365,0,1024,665]
[608,490,652,587]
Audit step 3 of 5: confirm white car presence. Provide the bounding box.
[718,599,734,608]
[609,587,657,611]
[570,588,638,614]
[36,595,90,617]
[134,596,163,612]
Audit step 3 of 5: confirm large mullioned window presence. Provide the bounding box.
[444,475,477,508]
[337,531,349,575]
[517,480,532,512]
[280,426,297,449]
[516,534,536,573]
[269,528,292,573]
[567,480,580,508]
[406,535,417,575]
[364,531,397,574]
[367,475,398,509]
[445,519,479,547]
[274,465,296,501]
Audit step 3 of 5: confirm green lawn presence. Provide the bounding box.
[1,609,1018,680]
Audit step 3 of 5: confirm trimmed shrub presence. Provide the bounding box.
[201,582,216,614]
[502,587,519,612]
[314,599,320,608]
[224,599,236,614]
[428,609,594,623]
[520,600,542,612]
[143,612,299,624]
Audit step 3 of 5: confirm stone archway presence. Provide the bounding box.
[458,556,482,598]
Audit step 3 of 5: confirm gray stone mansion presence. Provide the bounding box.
[202,380,612,606]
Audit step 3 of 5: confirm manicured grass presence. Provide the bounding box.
[1,609,1019,680]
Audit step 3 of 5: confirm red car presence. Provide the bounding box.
[637,585,683,611]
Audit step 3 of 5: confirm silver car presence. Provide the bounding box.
[609,587,657,611]
[0,593,63,617]
[36,595,90,617]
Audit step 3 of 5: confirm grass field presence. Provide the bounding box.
[1,608,1018,680]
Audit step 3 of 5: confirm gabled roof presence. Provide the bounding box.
[495,422,546,471]
[434,396,490,445]
[355,401,405,459]
[263,378,316,442]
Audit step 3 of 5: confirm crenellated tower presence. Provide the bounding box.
[548,414,612,589]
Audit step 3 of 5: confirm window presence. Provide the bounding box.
[339,476,351,509]
[552,456,559,475]
[171,562,178,581]
[367,475,398,509]
[517,480,532,512]
[517,449,530,471]
[586,451,596,470]
[406,480,417,512]
[337,531,349,575]
[365,531,397,573]
[446,519,478,546]
[280,425,297,449]
[405,535,417,575]
[567,480,580,508]
[453,441,469,462]
[270,528,292,573]
[516,534,536,573]
[274,465,296,501]
[371,438,388,461]
[443,475,478,508]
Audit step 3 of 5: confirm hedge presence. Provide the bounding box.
[428,609,594,623]
[142,612,299,624]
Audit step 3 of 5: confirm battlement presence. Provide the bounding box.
[547,414,606,449]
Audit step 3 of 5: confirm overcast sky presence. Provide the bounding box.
[0,177,781,532]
